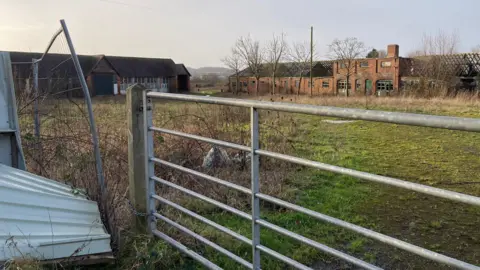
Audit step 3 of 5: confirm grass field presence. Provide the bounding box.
[16,93,480,269]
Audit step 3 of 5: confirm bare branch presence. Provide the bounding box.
[328,37,369,96]
[235,35,265,94]
[266,33,288,94]
[222,48,244,94]
[287,41,318,95]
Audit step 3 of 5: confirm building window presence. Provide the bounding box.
[356,79,361,91]
[365,79,373,95]
[360,61,369,68]
[243,82,247,87]
[232,82,237,86]
[340,63,346,69]
[322,81,329,88]
[295,80,300,88]
[381,61,392,67]
[337,80,351,90]
[376,80,393,91]
[308,81,314,87]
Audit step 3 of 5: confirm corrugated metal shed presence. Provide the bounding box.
[0,163,112,262]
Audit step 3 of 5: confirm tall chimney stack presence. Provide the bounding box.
[387,44,399,58]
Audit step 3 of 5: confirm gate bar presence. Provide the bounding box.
[256,245,313,270]
[256,193,480,270]
[150,125,480,206]
[146,92,480,132]
[152,194,376,269]
[151,176,252,220]
[256,149,480,207]
[151,157,251,194]
[152,229,222,270]
[150,127,250,152]
[152,194,251,245]
[154,213,253,269]
[251,107,261,270]
[256,219,382,270]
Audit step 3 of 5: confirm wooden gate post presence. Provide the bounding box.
[127,83,149,231]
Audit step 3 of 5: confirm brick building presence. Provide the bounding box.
[230,44,480,95]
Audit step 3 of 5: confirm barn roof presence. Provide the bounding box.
[175,63,191,76]
[105,56,177,77]
[8,52,179,79]
[236,61,334,78]
[9,51,101,78]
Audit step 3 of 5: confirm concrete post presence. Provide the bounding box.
[127,83,149,231]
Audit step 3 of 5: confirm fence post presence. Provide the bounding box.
[60,19,105,196]
[127,84,152,231]
[32,59,40,141]
[251,107,261,269]
[143,88,156,233]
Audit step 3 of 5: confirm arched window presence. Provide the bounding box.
[355,79,362,91]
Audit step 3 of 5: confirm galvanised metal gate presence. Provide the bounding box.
[138,90,480,270]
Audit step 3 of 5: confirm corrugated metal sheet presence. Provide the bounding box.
[0,163,111,262]
[1,52,25,169]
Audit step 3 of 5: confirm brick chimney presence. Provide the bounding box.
[387,44,399,58]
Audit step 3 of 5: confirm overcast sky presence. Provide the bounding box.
[1,0,479,68]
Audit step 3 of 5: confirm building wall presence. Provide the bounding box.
[231,76,334,95]
[233,57,401,96]
[333,57,400,95]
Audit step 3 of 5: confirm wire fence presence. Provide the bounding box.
[9,20,126,240]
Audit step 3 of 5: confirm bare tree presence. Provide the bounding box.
[266,33,287,95]
[222,48,244,94]
[235,35,265,95]
[472,45,480,53]
[418,30,459,55]
[406,30,460,96]
[328,37,368,97]
[289,41,317,96]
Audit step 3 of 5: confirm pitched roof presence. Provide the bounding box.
[8,51,179,79]
[9,51,101,78]
[175,63,191,76]
[236,61,334,78]
[105,56,177,77]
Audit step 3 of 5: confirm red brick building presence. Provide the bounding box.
[230,44,480,96]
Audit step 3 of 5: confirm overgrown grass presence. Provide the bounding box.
[16,93,480,269]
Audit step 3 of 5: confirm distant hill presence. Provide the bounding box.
[187,66,232,78]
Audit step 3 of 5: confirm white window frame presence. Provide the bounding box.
[381,61,392,67]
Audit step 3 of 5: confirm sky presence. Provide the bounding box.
[1,0,479,68]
